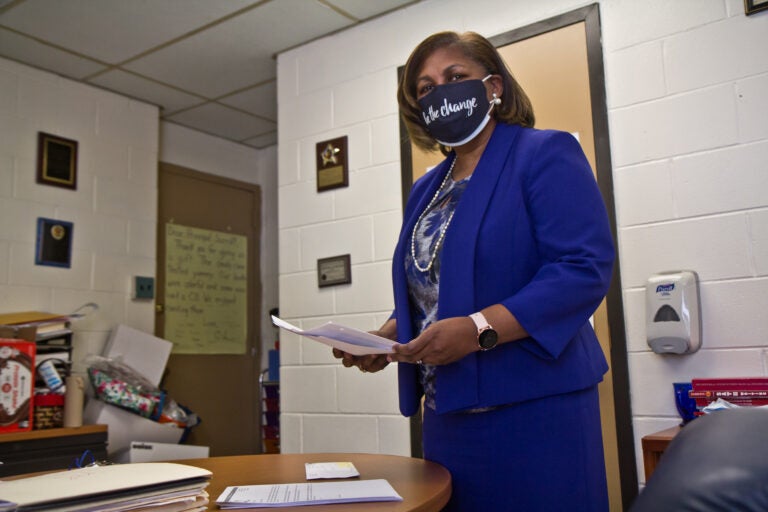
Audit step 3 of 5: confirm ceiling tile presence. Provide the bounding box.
[0,27,106,79]
[124,0,355,98]
[219,80,276,121]
[0,0,259,63]
[89,69,205,114]
[327,0,419,20]
[242,131,278,149]
[0,0,421,147]
[166,102,276,142]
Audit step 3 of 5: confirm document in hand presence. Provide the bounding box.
[216,479,403,508]
[271,316,397,356]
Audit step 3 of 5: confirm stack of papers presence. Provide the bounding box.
[216,479,403,508]
[0,463,211,511]
[271,316,396,356]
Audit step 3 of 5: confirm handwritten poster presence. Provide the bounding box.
[164,223,247,354]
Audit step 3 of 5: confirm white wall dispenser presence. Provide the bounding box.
[646,270,701,354]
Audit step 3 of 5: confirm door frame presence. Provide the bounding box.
[398,4,637,507]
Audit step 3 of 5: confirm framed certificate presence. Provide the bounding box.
[317,254,351,287]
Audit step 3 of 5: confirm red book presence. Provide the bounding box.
[690,378,768,407]
[689,389,768,399]
[691,377,768,391]
[692,397,768,407]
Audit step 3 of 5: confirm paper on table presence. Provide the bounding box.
[271,316,396,356]
[216,479,402,508]
[305,462,360,480]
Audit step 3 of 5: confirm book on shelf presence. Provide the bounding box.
[690,377,768,407]
[691,377,768,390]
[691,397,768,408]
[0,310,71,342]
[689,389,768,399]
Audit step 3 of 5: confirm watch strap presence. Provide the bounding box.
[469,312,492,332]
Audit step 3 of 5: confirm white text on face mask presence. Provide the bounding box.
[421,96,479,125]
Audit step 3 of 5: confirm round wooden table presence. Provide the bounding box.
[179,452,451,511]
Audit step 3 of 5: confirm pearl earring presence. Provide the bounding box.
[492,93,501,105]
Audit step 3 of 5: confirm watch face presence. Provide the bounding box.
[479,329,498,350]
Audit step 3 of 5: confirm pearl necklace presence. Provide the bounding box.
[410,156,458,273]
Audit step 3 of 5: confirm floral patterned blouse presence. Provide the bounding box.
[405,173,470,410]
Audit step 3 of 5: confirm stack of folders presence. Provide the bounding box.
[0,463,211,512]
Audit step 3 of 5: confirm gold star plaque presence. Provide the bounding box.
[315,136,348,192]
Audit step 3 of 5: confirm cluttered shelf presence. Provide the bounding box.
[0,423,106,443]
[1,308,206,462]
[0,424,108,477]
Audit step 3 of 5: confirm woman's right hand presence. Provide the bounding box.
[332,349,389,373]
[332,318,396,373]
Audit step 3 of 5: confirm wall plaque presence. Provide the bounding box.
[316,136,348,192]
[37,132,78,190]
[317,254,351,287]
[35,217,73,268]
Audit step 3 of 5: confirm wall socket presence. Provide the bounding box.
[132,276,155,300]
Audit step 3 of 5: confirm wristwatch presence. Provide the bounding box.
[469,312,498,351]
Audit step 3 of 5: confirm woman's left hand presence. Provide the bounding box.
[387,316,477,366]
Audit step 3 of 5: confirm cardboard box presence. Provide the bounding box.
[84,399,183,456]
[0,340,36,433]
[102,325,172,386]
[113,441,209,463]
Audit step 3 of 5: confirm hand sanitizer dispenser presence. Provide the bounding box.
[646,270,701,354]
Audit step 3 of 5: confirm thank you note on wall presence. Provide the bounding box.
[165,223,247,354]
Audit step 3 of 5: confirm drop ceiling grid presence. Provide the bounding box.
[0,0,422,148]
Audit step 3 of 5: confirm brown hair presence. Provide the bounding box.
[398,31,535,152]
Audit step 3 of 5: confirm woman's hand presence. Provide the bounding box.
[332,321,397,373]
[387,316,477,366]
[332,349,390,373]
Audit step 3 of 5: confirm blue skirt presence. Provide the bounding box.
[422,385,608,511]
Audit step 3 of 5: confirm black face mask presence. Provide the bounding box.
[417,75,494,147]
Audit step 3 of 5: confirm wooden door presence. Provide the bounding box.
[156,163,262,456]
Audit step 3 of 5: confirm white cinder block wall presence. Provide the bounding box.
[0,57,279,375]
[276,0,768,484]
[0,56,159,332]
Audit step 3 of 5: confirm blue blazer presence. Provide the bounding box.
[393,123,615,416]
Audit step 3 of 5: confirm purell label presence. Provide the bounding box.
[656,283,675,295]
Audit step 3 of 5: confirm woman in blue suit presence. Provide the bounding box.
[334,31,614,511]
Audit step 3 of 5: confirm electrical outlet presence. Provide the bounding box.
[133,276,155,300]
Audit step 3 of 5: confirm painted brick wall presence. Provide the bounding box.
[0,57,278,380]
[0,56,159,331]
[276,0,768,483]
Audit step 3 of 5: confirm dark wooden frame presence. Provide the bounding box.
[317,254,352,287]
[398,4,637,507]
[316,136,349,192]
[37,132,78,190]
[745,0,768,15]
